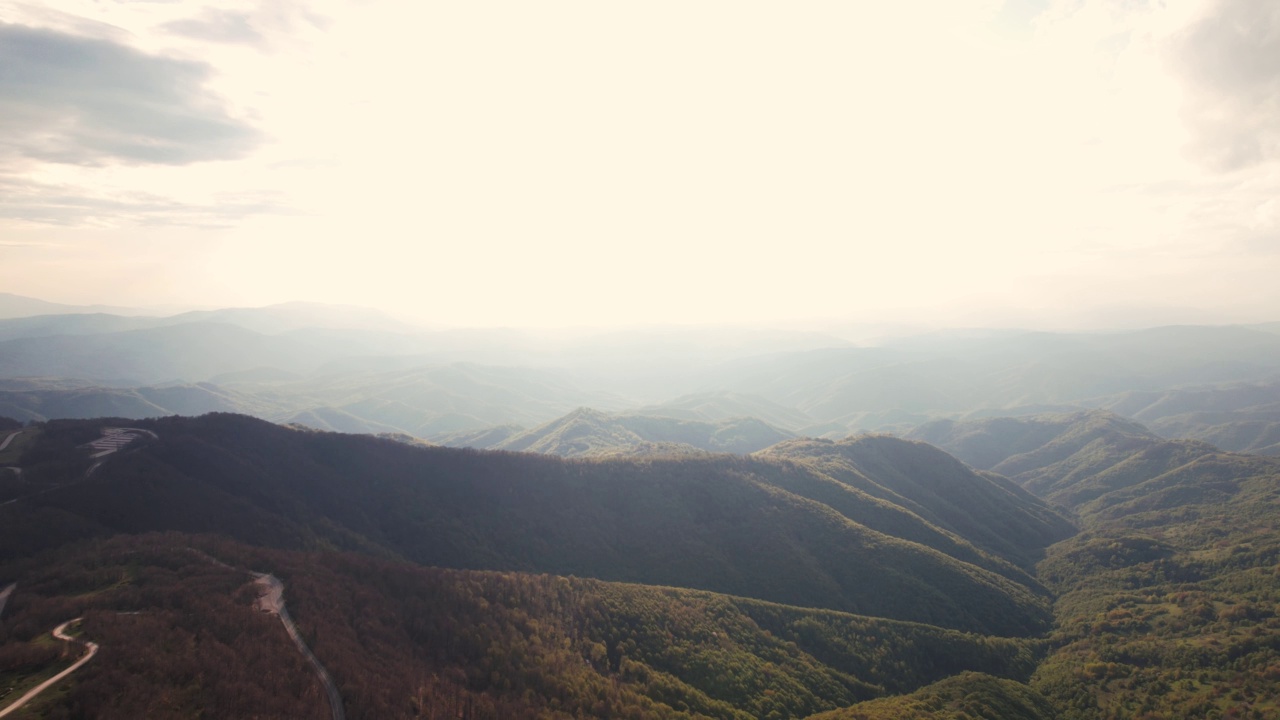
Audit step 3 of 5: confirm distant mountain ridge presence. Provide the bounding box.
[632,391,819,432]
[461,407,795,457]
[711,326,1280,434]
[906,410,1280,523]
[0,322,333,385]
[0,292,150,319]
[0,383,278,423]
[3,293,1280,453]
[1092,381,1280,455]
[0,363,628,436]
[0,297,410,336]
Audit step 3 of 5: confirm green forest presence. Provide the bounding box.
[1,411,1278,719]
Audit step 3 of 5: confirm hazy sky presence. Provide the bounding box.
[1,0,1277,329]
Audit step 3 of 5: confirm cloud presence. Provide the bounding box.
[0,173,290,228]
[1169,0,1280,171]
[0,22,262,166]
[157,1,330,50]
[0,240,59,248]
[161,9,264,45]
[1,2,137,43]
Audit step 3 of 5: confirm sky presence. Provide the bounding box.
[0,0,1277,330]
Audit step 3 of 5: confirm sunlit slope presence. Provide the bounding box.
[759,435,1075,568]
[632,391,818,432]
[805,672,1056,720]
[1100,381,1280,455]
[907,408,1280,720]
[432,423,524,448]
[1027,447,1280,718]
[491,407,793,456]
[909,410,1280,520]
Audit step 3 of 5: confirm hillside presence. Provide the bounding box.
[0,293,146,320]
[0,301,411,340]
[272,364,630,437]
[1029,455,1280,719]
[1095,381,1280,455]
[4,406,1280,719]
[432,424,525,449]
[632,392,818,433]
[280,406,404,435]
[0,414,1060,636]
[0,312,162,341]
[0,534,1041,720]
[0,363,627,439]
[809,672,1057,720]
[1148,409,1280,455]
[907,411,1155,473]
[902,410,1280,719]
[6,313,1280,444]
[906,410,1280,525]
[759,436,1075,568]
[0,323,331,385]
[488,408,794,457]
[708,327,1280,434]
[0,383,280,423]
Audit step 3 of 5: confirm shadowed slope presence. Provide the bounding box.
[0,414,1054,636]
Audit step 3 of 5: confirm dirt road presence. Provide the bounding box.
[0,430,21,453]
[0,618,98,718]
[0,583,13,619]
[255,574,346,720]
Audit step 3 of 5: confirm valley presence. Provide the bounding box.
[1,406,1277,719]
[1,299,1279,719]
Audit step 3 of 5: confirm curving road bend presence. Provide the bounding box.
[0,618,98,718]
[255,574,346,720]
[0,430,22,453]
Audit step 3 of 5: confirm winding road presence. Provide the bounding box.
[0,618,98,718]
[1,431,26,482]
[255,574,346,720]
[0,430,22,453]
[0,565,347,718]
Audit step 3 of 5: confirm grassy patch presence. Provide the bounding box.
[0,655,76,717]
[0,429,39,466]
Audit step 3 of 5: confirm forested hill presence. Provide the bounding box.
[483,407,793,456]
[0,413,1065,636]
[6,408,1280,719]
[0,533,1042,720]
[908,410,1161,477]
[890,408,1280,717]
[907,410,1280,520]
[758,435,1074,568]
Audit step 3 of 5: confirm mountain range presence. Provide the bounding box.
[2,402,1279,718]
[4,294,1280,718]
[3,295,1280,450]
